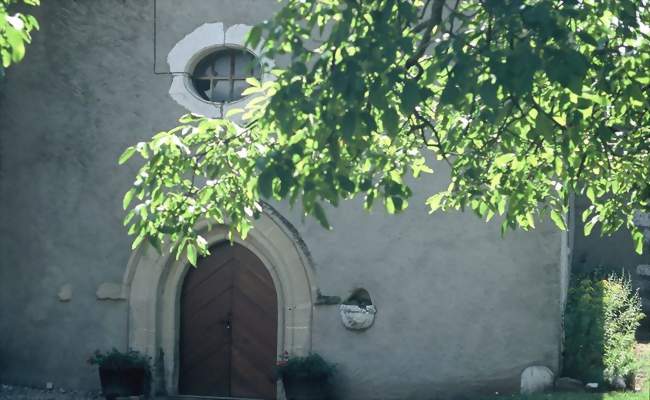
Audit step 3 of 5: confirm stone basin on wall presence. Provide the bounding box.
[339,304,377,330]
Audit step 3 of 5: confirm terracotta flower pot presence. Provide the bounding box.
[98,366,147,400]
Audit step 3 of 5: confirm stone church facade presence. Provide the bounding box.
[1,1,636,399]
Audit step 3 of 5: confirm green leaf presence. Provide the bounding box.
[536,112,555,138]
[633,230,645,255]
[337,175,355,192]
[381,108,399,135]
[627,82,647,103]
[400,80,421,113]
[494,153,516,168]
[385,196,396,214]
[364,191,376,210]
[6,28,25,63]
[225,107,245,117]
[497,196,507,215]
[391,196,405,212]
[550,210,567,230]
[439,81,462,106]
[258,168,275,198]
[501,41,539,95]
[118,146,136,164]
[131,232,145,250]
[122,189,135,210]
[596,125,612,141]
[526,212,536,228]
[276,168,292,198]
[246,77,261,87]
[123,210,135,226]
[247,25,262,48]
[544,49,589,94]
[312,202,331,229]
[584,217,597,236]
[478,81,499,109]
[187,243,198,266]
[341,112,357,140]
[577,31,598,46]
[586,187,596,203]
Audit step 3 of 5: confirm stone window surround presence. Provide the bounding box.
[121,207,316,395]
[167,22,272,119]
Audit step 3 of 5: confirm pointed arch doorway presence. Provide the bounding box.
[124,208,315,397]
[178,242,278,399]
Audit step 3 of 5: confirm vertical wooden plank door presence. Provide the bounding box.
[179,242,278,399]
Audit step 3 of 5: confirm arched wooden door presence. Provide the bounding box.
[179,242,278,399]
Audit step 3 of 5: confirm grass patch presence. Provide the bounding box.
[485,343,650,400]
[487,393,648,400]
[635,342,650,391]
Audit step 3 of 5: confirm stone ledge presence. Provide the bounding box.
[96,282,126,301]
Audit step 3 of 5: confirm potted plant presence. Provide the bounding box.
[88,348,151,400]
[276,352,336,400]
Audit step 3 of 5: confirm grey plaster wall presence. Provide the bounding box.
[276,173,563,399]
[572,197,648,276]
[0,1,565,398]
[153,0,279,73]
[0,0,167,389]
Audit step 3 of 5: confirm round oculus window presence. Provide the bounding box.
[191,48,261,103]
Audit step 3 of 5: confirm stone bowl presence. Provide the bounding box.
[339,304,377,330]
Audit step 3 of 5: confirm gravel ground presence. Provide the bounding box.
[0,384,103,400]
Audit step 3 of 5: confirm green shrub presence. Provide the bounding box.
[87,348,151,371]
[276,353,336,381]
[564,272,644,386]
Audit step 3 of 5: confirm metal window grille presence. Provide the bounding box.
[191,48,261,103]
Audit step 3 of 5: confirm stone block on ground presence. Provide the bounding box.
[521,365,554,394]
[554,377,584,392]
[611,376,626,391]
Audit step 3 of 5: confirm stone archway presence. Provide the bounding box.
[122,206,316,395]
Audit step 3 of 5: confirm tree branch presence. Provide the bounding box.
[406,0,445,69]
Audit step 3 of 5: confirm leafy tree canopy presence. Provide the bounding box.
[122,0,650,264]
[0,0,39,75]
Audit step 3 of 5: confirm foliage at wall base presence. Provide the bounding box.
[563,271,644,386]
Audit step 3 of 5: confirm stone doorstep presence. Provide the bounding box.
[554,377,584,392]
[163,396,263,400]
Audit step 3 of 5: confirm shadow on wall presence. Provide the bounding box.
[0,343,4,382]
[563,270,643,393]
